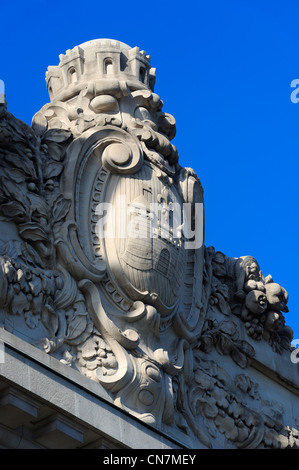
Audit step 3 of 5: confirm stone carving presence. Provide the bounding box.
[205,248,293,353]
[176,352,299,449]
[0,38,297,448]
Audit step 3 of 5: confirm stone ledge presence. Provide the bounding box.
[245,335,299,393]
[0,328,183,449]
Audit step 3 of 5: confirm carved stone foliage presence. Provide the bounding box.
[0,104,72,265]
[0,40,205,432]
[205,247,293,354]
[175,351,299,449]
[0,39,297,449]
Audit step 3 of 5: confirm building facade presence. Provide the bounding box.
[0,39,298,449]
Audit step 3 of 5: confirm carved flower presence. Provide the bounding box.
[77,334,116,378]
[263,428,289,449]
[235,374,260,400]
[10,291,29,315]
[194,369,215,391]
[215,412,239,441]
[24,311,40,329]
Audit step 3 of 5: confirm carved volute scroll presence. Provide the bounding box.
[0,38,298,448]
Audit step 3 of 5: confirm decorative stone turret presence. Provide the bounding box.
[46,39,156,103]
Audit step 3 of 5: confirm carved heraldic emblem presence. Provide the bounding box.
[0,39,296,449]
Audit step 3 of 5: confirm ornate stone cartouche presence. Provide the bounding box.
[0,38,297,449]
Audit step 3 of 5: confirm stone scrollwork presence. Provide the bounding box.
[0,38,297,448]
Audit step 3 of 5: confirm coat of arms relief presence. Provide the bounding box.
[0,39,297,449]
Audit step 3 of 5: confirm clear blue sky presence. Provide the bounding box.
[1,0,299,340]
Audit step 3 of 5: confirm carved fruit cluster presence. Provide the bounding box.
[0,256,60,330]
[207,248,293,352]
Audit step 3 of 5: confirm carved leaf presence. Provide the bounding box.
[4,152,37,178]
[45,142,66,162]
[44,161,64,179]
[66,314,87,340]
[216,334,234,356]
[43,129,72,143]
[41,303,59,336]
[231,341,255,368]
[203,401,219,419]
[1,177,30,209]
[18,222,48,242]
[235,374,251,393]
[3,120,27,144]
[215,414,239,441]
[32,112,48,136]
[52,195,71,223]
[23,242,44,267]
[0,201,27,221]
[11,291,29,315]
[66,322,93,346]
[238,340,255,358]
[194,369,214,391]
[218,321,237,337]
[0,187,5,204]
[24,311,40,329]
[3,167,26,183]
[216,367,233,388]
[212,263,227,277]
[217,295,232,315]
[78,336,98,359]
[231,348,248,369]
[216,283,229,299]
[27,192,49,219]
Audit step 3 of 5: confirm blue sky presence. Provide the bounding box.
[1,0,299,340]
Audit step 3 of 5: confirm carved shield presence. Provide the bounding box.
[99,163,187,311]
